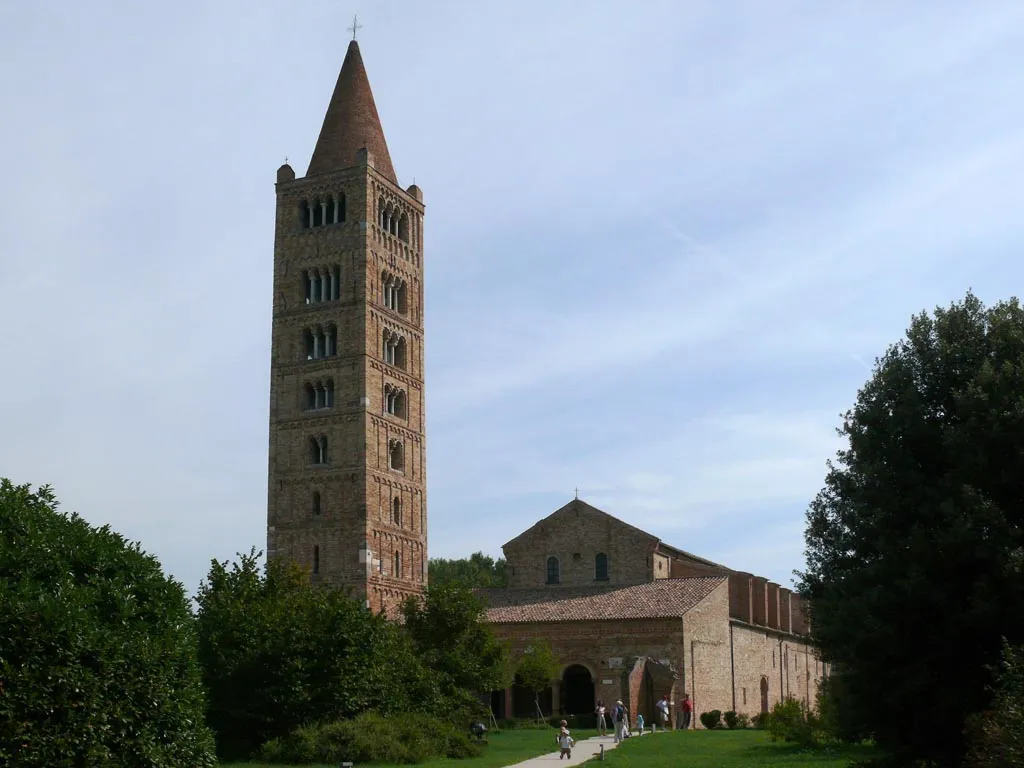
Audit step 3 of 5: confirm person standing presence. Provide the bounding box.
[612,699,628,743]
[595,699,608,736]
[656,695,670,730]
[681,693,693,730]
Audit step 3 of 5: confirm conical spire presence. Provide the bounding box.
[307,40,397,183]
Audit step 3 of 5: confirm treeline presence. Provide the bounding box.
[0,482,509,767]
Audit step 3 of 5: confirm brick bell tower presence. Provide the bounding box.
[266,39,427,616]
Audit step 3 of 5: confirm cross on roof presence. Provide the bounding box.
[348,14,362,41]
[575,487,579,499]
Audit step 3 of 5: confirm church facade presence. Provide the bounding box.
[479,499,828,727]
[265,39,427,617]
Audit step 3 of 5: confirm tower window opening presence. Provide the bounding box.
[312,198,323,227]
[384,385,406,418]
[310,436,328,465]
[397,214,409,243]
[388,440,404,472]
[304,326,337,360]
[305,380,334,411]
[595,552,609,581]
[393,497,402,526]
[312,491,321,516]
[313,544,320,574]
[324,196,335,225]
[394,551,402,579]
[298,201,311,229]
[383,331,406,369]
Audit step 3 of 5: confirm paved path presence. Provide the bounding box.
[505,732,643,767]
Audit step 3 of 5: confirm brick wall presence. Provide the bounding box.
[680,579,733,723]
[729,624,822,719]
[766,582,780,630]
[728,572,753,623]
[503,501,658,589]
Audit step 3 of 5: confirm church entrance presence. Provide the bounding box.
[561,665,595,715]
[760,676,770,714]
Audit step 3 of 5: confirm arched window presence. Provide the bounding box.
[546,556,560,585]
[388,440,404,471]
[394,551,402,579]
[393,497,402,526]
[310,436,327,465]
[595,552,609,581]
[313,545,320,575]
[312,198,323,227]
[383,331,406,368]
[312,491,321,516]
[324,196,335,225]
[304,383,316,410]
[298,201,311,229]
[397,214,410,243]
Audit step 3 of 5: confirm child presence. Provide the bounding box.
[637,713,645,735]
[556,720,575,759]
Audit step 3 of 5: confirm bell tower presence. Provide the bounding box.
[266,39,427,615]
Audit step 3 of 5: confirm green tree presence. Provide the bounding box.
[516,641,559,720]
[402,583,510,709]
[195,550,446,760]
[798,292,1024,766]
[0,480,215,767]
[428,552,507,588]
[965,640,1024,767]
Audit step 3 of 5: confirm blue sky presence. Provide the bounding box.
[2,1,1024,596]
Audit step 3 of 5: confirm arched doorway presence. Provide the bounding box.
[561,665,595,715]
[760,676,770,714]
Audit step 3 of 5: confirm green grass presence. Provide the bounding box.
[598,729,881,767]
[221,727,597,768]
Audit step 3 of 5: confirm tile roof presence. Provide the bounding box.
[478,577,727,624]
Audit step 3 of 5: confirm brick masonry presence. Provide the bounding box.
[266,42,427,617]
[486,500,828,727]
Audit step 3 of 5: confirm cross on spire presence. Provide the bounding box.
[575,487,579,500]
[348,14,362,41]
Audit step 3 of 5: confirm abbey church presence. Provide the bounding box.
[265,38,826,728]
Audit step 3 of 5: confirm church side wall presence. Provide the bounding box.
[730,623,824,719]
[680,579,733,724]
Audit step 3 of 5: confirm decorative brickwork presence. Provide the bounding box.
[267,41,426,617]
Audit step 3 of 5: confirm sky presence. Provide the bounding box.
[2,1,1024,597]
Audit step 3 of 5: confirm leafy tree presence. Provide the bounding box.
[402,583,510,708]
[428,552,507,588]
[965,640,1024,767]
[515,641,559,720]
[0,480,215,767]
[798,292,1024,766]
[195,550,446,760]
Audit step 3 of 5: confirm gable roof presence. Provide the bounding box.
[501,497,730,571]
[502,498,658,551]
[478,577,727,624]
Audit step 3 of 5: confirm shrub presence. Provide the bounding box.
[767,697,817,747]
[196,551,453,760]
[259,712,484,765]
[724,710,739,729]
[547,713,598,729]
[0,480,216,767]
[965,641,1024,768]
[752,712,769,729]
[699,710,722,729]
[736,713,751,729]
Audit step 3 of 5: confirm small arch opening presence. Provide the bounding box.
[394,551,402,579]
[298,201,310,229]
[313,544,320,574]
[397,214,410,242]
[388,440,405,471]
[393,497,402,526]
[312,198,323,227]
[312,491,321,516]
[324,196,336,225]
[595,552,609,581]
[310,436,327,465]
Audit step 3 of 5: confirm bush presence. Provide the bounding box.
[752,712,769,729]
[259,712,484,765]
[0,480,216,767]
[699,710,722,729]
[196,551,454,760]
[724,710,739,729]
[965,641,1024,768]
[767,697,817,747]
[736,713,751,729]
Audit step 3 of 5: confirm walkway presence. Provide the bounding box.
[506,732,645,767]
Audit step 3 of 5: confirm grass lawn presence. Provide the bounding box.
[221,727,596,768]
[599,729,881,767]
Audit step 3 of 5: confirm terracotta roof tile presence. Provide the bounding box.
[478,577,726,624]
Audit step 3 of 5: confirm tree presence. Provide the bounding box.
[965,640,1024,767]
[798,292,1024,766]
[0,480,215,767]
[402,583,510,710]
[428,552,507,588]
[195,550,446,760]
[516,641,559,721]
